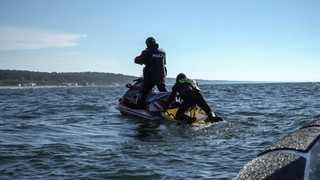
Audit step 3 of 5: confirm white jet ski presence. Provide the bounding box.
[116,78,170,120]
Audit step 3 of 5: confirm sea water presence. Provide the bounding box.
[0,83,319,179]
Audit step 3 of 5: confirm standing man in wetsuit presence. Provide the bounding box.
[134,37,167,108]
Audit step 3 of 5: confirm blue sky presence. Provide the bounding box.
[0,0,319,82]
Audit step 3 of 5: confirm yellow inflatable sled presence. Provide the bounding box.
[161,107,214,125]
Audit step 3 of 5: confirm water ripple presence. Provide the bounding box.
[0,83,319,179]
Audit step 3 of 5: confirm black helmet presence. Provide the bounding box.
[145,37,156,48]
[176,73,186,82]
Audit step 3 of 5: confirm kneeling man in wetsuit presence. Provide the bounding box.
[165,73,223,124]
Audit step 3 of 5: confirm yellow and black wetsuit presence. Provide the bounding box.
[167,77,213,121]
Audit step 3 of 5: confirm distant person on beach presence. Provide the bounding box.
[134,37,167,108]
[165,73,223,124]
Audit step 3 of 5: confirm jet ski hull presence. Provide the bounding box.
[116,101,163,120]
[116,78,169,121]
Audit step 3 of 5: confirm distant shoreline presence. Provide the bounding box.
[0,70,137,87]
[0,84,122,89]
[1,82,318,90]
[1,69,318,87]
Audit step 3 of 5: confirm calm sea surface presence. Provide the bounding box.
[1,83,320,179]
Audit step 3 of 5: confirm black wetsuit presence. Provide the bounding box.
[134,44,167,107]
[166,78,213,120]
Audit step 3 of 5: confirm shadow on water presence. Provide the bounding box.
[132,120,163,142]
[124,115,259,146]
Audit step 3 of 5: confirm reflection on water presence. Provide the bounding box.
[133,121,163,142]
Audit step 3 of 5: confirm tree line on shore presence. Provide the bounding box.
[0,69,255,87]
[0,70,138,86]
